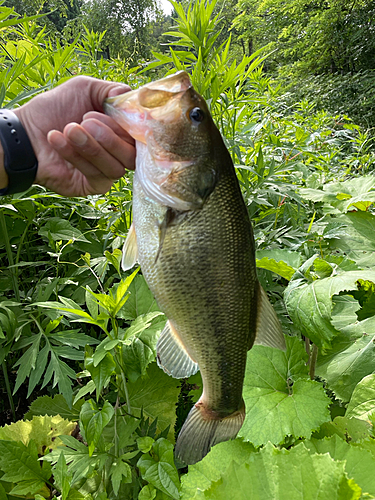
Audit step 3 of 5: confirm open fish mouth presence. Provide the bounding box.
[104,71,193,143]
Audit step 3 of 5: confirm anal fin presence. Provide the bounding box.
[122,223,138,271]
[157,320,199,378]
[253,283,286,350]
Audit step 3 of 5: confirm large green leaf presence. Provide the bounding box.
[305,434,375,498]
[346,374,375,421]
[80,400,114,456]
[118,274,161,320]
[180,439,256,500]
[25,394,84,421]
[285,270,375,348]
[316,316,375,401]
[137,438,180,499]
[185,442,361,500]
[256,248,302,280]
[0,415,75,453]
[39,217,89,242]
[127,363,180,441]
[0,440,52,497]
[239,336,330,446]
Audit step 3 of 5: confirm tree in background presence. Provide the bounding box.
[82,0,165,61]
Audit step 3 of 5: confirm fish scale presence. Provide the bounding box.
[104,71,285,465]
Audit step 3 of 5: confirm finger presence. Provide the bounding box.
[81,118,136,171]
[108,84,132,97]
[47,129,109,180]
[64,122,134,178]
[83,111,135,145]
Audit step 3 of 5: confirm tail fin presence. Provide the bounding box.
[175,401,245,465]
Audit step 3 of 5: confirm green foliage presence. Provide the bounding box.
[240,336,330,446]
[1,1,375,499]
[181,441,363,499]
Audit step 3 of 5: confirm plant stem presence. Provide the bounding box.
[2,361,15,421]
[309,344,318,380]
[120,369,132,415]
[0,210,20,302]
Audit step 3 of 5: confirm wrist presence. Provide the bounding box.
[0,142,8,189]
[0,108,38,195]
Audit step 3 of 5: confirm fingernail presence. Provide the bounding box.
[67,126,88,146]
[48,131,67,149]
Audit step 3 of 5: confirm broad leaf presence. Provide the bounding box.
[39,218,89,242]
[25,395,84,421]
[256,248,301,280]
[186,442,360,500]
[316,316,375,401]
[239,336,330,446]
[0,415,75,453]
[80,400,114,455]
[137,438,180,499]
[180,439,255,500]
[285,270,375,348]
[346,374,375,421]
[118,274,161,320]
[0,440,52,496]
[127,363,180,441]
[305,434,375,497]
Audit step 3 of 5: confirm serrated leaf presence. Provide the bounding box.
[0,415,75,453]
[180,439,256,500]
[316,416,372,442]
[346,374,375,421]
[0,440,52,496]
[44,435,107,485]
[316,316,375,401]
[239,336,330,446]
[25,395,84,421]
[305,434,375,497]
[191,442,360,500]
[39,218,89,242]
[127,363,180,441]
[137,438,180,499]
[285,270,375,348]
[53,452,72,500]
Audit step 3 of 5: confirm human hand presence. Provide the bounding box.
[14,76,135,197]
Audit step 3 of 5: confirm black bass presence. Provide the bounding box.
[104,72,285,465]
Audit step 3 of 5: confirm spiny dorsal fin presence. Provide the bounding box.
[121,223,138,271]
[253,284,286,350]
[157,320,199,379]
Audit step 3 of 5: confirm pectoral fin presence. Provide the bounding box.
[157,320,199,378]
[121,223,138,271]
[253,283,286,350]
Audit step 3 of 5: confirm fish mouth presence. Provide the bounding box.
[104,71,192,143]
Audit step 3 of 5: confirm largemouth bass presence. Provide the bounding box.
[104,71,285,465]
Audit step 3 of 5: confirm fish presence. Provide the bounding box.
[104,71,285,465]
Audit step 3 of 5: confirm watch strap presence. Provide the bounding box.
[0,109,38,195]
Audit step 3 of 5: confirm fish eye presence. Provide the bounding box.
[189,107,205,124]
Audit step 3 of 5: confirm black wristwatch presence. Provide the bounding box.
[0,109,38,195]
